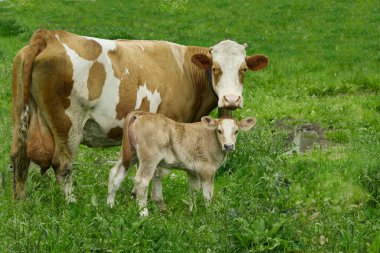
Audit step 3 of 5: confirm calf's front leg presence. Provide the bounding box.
[201,174,215,207]
[151,167,170,211]
[188,172,201,212]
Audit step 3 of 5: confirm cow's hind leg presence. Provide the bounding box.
[50,116,85,203]
[53,150,76,202]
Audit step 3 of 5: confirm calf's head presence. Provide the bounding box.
[201,116,256,151]
[192,40,268,109]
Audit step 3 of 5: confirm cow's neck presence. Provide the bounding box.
[186,46,218,122]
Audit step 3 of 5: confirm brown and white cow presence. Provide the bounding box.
[11,29,268,201]
[107,111,256,216]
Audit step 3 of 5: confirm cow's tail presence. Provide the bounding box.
[121,112,140,169]
[11,29,47,199]
[23,29,47,105]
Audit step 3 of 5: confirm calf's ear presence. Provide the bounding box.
[238,117,256,131]
[192,53,212,69]
[201,116,217,130]
[245,54,268,71]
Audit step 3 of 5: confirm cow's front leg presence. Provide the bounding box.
[151,167,170,212]
[134,161,157,217]
[188,172,201,212]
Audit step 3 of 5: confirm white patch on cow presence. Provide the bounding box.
[220,119,236,144]
[87,38,124,133]
[138,44,144,51]
[211,40,246,107]
[167,42,186,75]
[124,68,130,75]
[135,83,162,113]
[59,39,93,103]
[58,34,124,148]
[85,36,117,52]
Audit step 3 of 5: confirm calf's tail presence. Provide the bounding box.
[121,112,139,168]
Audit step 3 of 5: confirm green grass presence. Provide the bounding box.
[1,0,379,252]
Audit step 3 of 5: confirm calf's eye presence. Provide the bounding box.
[235,130,239,134]
[218,129,222,134]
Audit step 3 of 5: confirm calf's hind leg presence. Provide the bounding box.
[107,155,135,207]
[134,160,159,217]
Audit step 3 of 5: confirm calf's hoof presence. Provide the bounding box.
[65,194,77,203]
[140,208,149,217]
[157,201,168,212]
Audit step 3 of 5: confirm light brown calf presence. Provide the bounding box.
[107,111,256,216]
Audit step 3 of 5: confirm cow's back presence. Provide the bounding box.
[26,30,211,148]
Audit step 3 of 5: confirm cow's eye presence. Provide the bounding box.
[240,67,248,73]
[218,129,222,134]
[235,130,239,134]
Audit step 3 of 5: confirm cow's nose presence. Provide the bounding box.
[223,143,235,151]
[223,95,241,109]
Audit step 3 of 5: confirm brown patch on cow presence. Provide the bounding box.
[107,44,125,79]
[31,32,74,166]
[56,30,102,61]
[212,62,222,86]
[107,127,123,139]
[238,63,248,84]
[87,61,106,101]
[107,43,139,119]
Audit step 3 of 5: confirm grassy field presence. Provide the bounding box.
[1,0,379,252]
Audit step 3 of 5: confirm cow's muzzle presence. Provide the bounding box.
[221,95,242,109]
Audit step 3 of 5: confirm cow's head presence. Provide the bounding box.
[201,116,256,151]
[192,40,268,109]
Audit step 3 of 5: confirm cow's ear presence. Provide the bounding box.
[192,53,212,69]
[238,117,256,131]
[201,116,217,130]
[245,54,268,71]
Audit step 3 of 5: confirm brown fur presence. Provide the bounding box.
[107,127,123,140]
[57,30,102,61]
[87,61,106,101]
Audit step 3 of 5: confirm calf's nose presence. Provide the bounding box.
[223,143,235,151]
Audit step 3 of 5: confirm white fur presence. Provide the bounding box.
[211,40,246,108]
[57,34,124,149]
[124,68,130,75]
[138,44,144,51]
[220,119,236,144]
[135,83,162,113]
